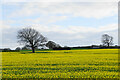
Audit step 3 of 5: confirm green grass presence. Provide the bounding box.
[2,49,119,78]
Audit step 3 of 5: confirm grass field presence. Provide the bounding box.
[2,49,119,78]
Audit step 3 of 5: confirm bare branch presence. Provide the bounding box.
[17,28,47,53]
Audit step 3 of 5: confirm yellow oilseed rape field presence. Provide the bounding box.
[1,49,119,78]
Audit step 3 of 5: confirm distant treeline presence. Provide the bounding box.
[71,46,120,49]
[1,45,120,52]
[53,47,71,50]
[53,45,120,50]
[0,48,20,52]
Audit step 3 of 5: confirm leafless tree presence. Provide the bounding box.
[17,28,47,53]
[101,34,113,47]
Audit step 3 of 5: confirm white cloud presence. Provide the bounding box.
[0,21,10,29]
[0,21,11,29]
[9,2,117,19]
[3,0,120,2]
[29,23,118,34]
[24,16,67,24]
[68,24,118,33]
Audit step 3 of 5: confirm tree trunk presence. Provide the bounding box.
[32,47,35,53]
[108,43,109,47]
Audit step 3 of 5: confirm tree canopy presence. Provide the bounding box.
[101,34,113,47]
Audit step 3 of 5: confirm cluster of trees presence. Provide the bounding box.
[17,28,61,53]
[1,48,20,52]
[3,28,112,53]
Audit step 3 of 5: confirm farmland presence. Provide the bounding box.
[2,49,119,78]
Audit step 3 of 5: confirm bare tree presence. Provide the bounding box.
[17,28,47,53]
[101,34,113,47]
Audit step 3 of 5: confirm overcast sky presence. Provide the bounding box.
[0,0,119,49]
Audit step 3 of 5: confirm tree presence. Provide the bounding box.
[46,41,61,49]
[21,46,29,50]
[15,47,21,51]
[17,28,47,53]
[101,34,113,47]
[3,48,11,52]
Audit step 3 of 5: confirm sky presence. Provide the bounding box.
[0,0,119,49]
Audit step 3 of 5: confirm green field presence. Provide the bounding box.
[2,49,119,78]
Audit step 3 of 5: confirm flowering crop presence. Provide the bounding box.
[2,49,119,78]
